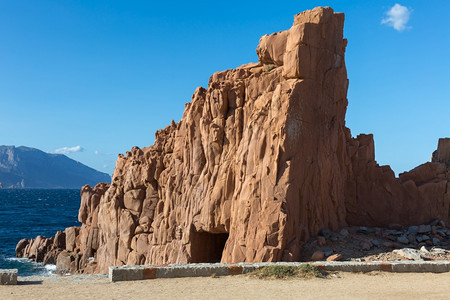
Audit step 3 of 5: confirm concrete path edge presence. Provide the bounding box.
[108,261,450,282]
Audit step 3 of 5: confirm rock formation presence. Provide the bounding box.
[432,138,450,166]
[16,7,450,274]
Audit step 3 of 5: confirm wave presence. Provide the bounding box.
[45,264,57,272]
[2,257,57,276]
[4,257,29,262]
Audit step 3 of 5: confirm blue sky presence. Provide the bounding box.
[0,1,449,175]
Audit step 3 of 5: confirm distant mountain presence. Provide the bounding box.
[0,145,111,189]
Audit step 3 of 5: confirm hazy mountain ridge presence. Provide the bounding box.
[0,145,111,188]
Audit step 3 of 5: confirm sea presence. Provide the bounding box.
[0,189,81,276]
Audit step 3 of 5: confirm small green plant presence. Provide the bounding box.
[265,64,276,72]
[297,264,325,278]
[256,265,297,279]
[250,264,326,279]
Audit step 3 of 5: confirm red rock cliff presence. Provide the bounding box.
[16,7,450,273]
[92,7,352,269]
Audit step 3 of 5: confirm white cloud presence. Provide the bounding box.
[382,4,412,31]
[93,150,114,157]
[54,145,84,155]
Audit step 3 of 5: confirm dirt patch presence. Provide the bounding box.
[2,272,450,299]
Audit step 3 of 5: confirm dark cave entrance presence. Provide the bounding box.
[190,230,229,263]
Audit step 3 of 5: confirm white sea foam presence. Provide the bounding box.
[4,257,57,276]
[5,257,30,262]
[45,264,57,272]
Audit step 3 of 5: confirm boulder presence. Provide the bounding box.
[393,248,423,261]
[326,254,342,261]
[53,231,66,249]
[15,238,29,257]
[56,250,74,273]
[65,227,80,252]
[311,251,325,261]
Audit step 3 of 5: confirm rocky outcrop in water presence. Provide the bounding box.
[16,183,110,273]
[16,7,450,274]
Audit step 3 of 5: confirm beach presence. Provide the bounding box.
[2,272,450,300]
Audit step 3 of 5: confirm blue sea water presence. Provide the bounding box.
[0,189,80,276]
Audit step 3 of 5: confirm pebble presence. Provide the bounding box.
[311,251,325,261]
[432,238,440,246]
[431,226,437,235]
[419,246,429,254]
[407,234,416,244]
[422,235,430,241]
[324,248,333,257]
[431,247,445,255]
[397,235,409,245]
[326,254,342,261]
[418,225,431,234]
[339,228,349,237]
[386,235,397,241]
[375,228,382,237]
[437,230,447,237]
[429,219,440,226]
[317,236,326,246]
[371,239,380,247]
[383,241,402,249]
[385,230,403,236]
[416,236,423,242]
[367,228,376,234]
[407,226,419,234]
[358,227,368,234]
[320,229,331,239]
[361,241,372,250]
[383,241,394,248]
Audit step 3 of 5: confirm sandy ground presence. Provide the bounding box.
[1,272,450,300]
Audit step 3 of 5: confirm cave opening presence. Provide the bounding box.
[190,230,229,263]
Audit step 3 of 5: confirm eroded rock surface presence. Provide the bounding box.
[432,138,450,166]
[16,7,450,274]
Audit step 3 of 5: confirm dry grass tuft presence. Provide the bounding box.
[250,264,328,279]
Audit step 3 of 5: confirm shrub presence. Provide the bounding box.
[250,264,326,279]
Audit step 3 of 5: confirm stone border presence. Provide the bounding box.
[0,269,18,285]
[108,261,450,282]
